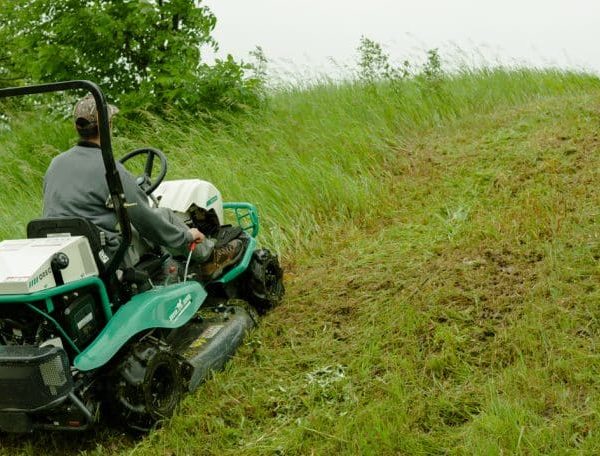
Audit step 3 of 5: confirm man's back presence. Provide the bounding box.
[45,144,115,226]
[44,143,123,252]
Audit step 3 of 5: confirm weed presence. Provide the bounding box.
[423,48,444,83]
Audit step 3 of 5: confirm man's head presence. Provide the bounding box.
[73,94,119,141]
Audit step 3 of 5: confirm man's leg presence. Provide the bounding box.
[197,239,244,280]
[156,207,215,261]
[122,226,153,268]
[158,207,243,279]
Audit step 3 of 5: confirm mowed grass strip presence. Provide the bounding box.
[100,91,600,454]
[1,72,599,455]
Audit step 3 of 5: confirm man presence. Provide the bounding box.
[43,94,242,280]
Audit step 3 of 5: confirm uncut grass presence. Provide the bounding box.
[1,68,596,252]
[0,70,599,454]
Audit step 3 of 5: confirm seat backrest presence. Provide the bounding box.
[27,217,108,274]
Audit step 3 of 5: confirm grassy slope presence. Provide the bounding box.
[1,70,600,454]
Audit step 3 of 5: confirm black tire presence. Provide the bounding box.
[245,249,285,314]
[108,341,185,432]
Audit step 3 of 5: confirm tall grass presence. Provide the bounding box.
[1,68,595,254]
[1,68,600,455]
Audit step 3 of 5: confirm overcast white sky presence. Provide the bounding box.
[202,0,600,80]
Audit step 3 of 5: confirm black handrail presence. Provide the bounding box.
[0,80,132,278]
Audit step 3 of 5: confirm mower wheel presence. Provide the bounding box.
[108,340,187,432]
[245,249,285,314]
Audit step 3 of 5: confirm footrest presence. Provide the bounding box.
[214,226,243,248]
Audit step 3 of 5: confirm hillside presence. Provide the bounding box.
[1,70,600,454]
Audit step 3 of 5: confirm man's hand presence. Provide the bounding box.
[189,228,205,243]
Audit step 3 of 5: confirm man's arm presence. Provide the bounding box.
[116,163,194,249]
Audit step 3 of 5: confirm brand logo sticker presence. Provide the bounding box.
[168,293,192,322]
[28,267,52,288]
[206,195,218,207]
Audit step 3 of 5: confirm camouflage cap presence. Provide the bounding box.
[73,94,119,125]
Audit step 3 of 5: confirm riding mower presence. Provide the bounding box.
[0,81,284,433]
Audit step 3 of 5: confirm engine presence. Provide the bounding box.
[0,286,104,354]
[0,285,104,431]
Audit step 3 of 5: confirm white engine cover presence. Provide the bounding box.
[154,179,224,224]
[0,236,98,295]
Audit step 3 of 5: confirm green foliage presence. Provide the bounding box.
[0,0,263,113]
[248,46,269,84]
[423,48,444,82]
[356,37,445,87]
[0,12,17,89]
[356,35,409,83]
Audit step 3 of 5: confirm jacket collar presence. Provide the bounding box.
[77,140,101,149]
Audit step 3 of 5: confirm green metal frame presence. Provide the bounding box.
[0,277,112,319]
[214,202,260,285]
[223,202,259,238]
[0,277,112,354]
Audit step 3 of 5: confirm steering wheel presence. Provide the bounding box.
[118,147,168,195]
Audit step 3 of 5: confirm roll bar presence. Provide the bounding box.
[0,80,132,278]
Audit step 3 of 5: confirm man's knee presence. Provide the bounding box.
[191,238,215,262]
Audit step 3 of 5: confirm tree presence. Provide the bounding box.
[0,13,18,88]
[0,0,263,112]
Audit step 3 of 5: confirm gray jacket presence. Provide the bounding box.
[43,143,193,260]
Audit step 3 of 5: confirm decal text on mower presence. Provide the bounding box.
[168,293,192,321]
[28,266,52,288]
[200,324,224,339]
[206,195,218,206]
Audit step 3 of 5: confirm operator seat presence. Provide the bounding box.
[27,217,166,290]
